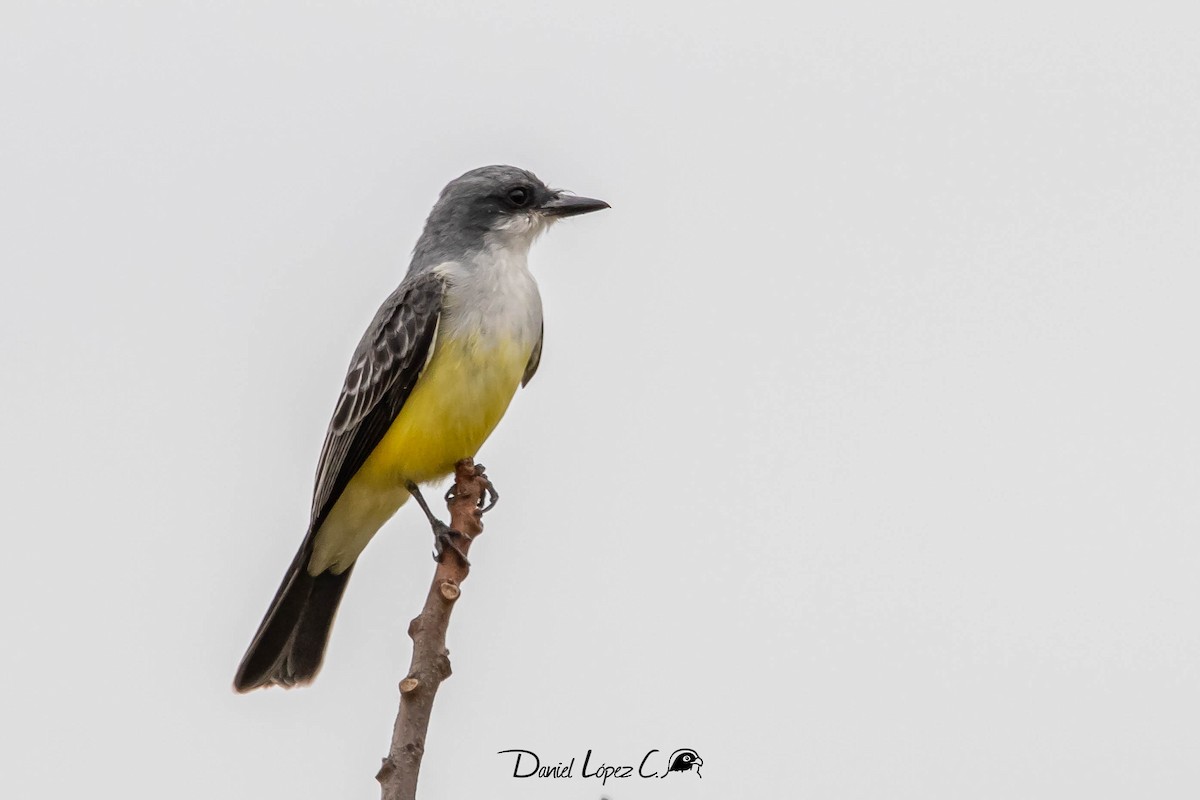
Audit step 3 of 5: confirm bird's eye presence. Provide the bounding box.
[506,186,532,208]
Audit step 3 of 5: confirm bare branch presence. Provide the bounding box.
[377,458,491,800]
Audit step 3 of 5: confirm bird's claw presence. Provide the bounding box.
[431,520,472,565]
[474,463,499,514]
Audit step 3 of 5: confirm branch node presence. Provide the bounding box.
[399,677,420,694]
[439,581,461,601]
[436,653,452,681]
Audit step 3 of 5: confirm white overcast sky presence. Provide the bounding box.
[2,3,1198,798]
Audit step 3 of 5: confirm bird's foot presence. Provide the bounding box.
[431,519,472,565]
[474,463,499,514]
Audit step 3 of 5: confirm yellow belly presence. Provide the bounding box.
[308,333,531,574]
[359,333,530,484]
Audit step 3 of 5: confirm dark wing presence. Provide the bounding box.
[521,320,543,387]
[308,270,444,531]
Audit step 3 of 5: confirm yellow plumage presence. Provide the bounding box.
[360,334,529,484]
[308,333,532,574]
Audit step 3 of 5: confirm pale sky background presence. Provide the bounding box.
[2,3,1198,798]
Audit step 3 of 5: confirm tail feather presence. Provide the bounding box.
[234,547,354,693]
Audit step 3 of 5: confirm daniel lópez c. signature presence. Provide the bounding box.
[497,747,704,786]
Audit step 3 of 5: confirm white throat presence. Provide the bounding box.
[433,236,544,346]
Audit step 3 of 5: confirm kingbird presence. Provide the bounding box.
[234,165,608,692]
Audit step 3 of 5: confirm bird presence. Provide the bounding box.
[233,165,609,692]
[662,749,703,778]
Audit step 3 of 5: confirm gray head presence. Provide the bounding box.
[411,165,609,266]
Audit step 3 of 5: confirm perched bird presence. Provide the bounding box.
[234,166,608,692]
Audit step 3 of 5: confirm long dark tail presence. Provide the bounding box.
[233,545,354,693]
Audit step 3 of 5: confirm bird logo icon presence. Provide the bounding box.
[662,748,703,778]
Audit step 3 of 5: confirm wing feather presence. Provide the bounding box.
[308,270,445,530]
[521,320,543,387]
